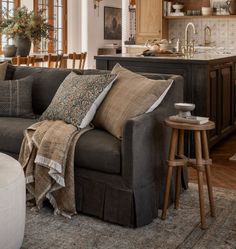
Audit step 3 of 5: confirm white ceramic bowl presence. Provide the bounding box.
[174,103,195,112]
[172,4,184,12]
[201,7,212,16]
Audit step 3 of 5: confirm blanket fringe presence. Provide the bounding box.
[35,155,63,173]
[35,155,65,186]
[26,175,34,184]
[46,192,74,219]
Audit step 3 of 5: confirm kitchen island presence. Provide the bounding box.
[95,53,236,147]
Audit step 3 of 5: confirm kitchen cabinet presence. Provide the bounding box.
[209,63,235,144]
[209,69,219,140]
[136,0,167,44]
[220,64,234,133]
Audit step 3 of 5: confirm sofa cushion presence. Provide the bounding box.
[12,67,82,114]
[31,69,75,115]
[40,72,117,129]
[93,63,173,139]
[0,76,34,118]
[0,117,37,154]
[11,66,110,115]
[75,129,121,174]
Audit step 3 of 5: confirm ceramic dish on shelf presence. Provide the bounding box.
[201,7,213,16]
[172,4,184,13]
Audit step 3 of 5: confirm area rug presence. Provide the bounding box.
[22,183,236,249]
[229,153,236,161]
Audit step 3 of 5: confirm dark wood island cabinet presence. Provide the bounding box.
[95,53,236,147]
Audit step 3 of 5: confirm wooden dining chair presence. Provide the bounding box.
[44,54,64,68]
[68,52,87,69]
[11,55,36,66]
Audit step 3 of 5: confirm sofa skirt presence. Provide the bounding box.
[74,169,164,227]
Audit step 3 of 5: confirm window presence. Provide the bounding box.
[34,0,67,54]
[0,0,20,52]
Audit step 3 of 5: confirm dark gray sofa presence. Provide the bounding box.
[0,65,185,227]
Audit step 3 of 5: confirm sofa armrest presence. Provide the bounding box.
[121,75,184,189]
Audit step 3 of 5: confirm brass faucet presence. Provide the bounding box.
[183,22,196,55]
[204,26,211,46]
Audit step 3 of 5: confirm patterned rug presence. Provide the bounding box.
[229,154,236,161]
[22,183,236,249]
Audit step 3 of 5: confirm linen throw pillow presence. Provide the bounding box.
[40,72,117,129]
[93,63,173,139]
[0,62,8,80]
[0,76,34,117]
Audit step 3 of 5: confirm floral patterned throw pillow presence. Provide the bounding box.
[40,72,117,129]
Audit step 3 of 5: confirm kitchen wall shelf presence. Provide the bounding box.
[164,15,236,19]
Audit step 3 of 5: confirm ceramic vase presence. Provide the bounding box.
[14,35,31,56]
[3,45,17,57]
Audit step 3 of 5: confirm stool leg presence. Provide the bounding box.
[194,130,207,229]
[178,129,185,157]
[197,170,206,229]
[162,166,174,219]
[201,130,215,217]
[175,130,184,209]
[175,166,182,209]
[162,128,178,220]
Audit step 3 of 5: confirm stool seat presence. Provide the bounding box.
[161,118,215,229]
[165,119,215,131]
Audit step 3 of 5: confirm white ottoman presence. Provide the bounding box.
[0,153,25,249]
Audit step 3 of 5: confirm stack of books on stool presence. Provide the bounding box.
[169,115,209,125]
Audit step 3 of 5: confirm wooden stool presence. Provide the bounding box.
[161,118,216,229]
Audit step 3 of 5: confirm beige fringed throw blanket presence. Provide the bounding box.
[19,120,90,217]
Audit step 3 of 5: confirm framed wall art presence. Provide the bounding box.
[104,7,122,40]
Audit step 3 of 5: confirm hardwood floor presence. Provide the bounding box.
[188,132,236,190]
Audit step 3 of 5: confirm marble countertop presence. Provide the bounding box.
[96,51,236,63]
[121,44,236,62]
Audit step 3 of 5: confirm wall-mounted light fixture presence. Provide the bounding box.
[129,0,136,11]
[94,0,103,15]
[130,0,136,6]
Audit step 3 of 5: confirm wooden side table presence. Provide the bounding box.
[161,118,216,229]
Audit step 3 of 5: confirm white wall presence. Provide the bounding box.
[122,0,130,53]
[87,0,122,68]
[67,0,82,53]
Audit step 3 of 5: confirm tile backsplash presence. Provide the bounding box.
[168,18,236,49]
